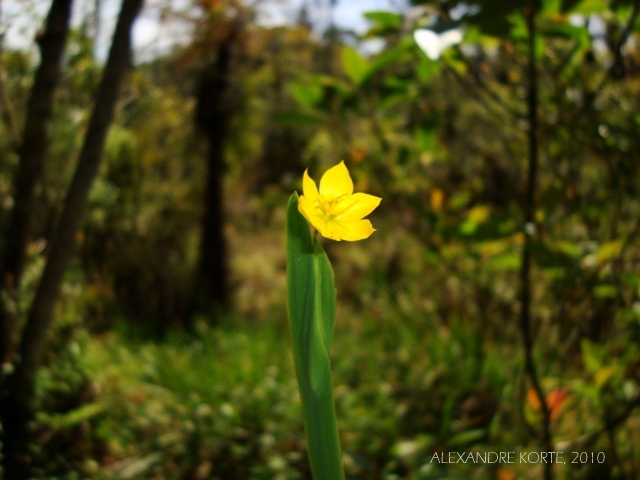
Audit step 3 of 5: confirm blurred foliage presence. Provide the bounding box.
[2,0,640,477]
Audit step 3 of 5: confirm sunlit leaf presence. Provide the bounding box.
[595,366,617,388]
[593,284,617,299]
[467,205,491,223]
[554,240,582,259]
[363,10,403,30]
[541,0,563,15]
[581,339,603,374]
[595,240,623,264]
[571,0,607,13]
[538,19,589,40]
[289,82,324,108]
[341,46,370,86]
[431,188,444,212]
[486,252,521,271]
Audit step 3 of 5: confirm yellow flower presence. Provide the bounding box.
[298,161,382,241]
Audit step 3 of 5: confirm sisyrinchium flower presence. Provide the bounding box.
[298,161,382,241]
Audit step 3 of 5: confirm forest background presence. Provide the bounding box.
[1,0,640,478]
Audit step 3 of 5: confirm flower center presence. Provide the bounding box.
[315,195,347,220]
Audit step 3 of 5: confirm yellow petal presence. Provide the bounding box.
[338,219,376,241]
[319,161,353,200]
[324,223,343,241]
[308,218,339,241]
[298,195,320,224]
[335,193,381,221]
[302,169,319,202]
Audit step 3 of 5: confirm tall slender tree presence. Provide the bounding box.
[193,18,245,319]
[0,0,144,475]
[0,0,73,377]
[194,44,231,316]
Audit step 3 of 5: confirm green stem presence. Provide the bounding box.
[286,193,345,480]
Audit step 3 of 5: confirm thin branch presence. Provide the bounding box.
[594,0,640,91]
[613,0,639,60]
[519,7,553,480]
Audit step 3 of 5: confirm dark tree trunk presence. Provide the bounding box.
[0,0,143,475]
[193,41,234,318]
[519,6,553,480]
[0,0,73,377]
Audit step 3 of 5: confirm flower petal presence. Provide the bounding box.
[298,195,320,224]
[308,217,341,241]
[338,219,376,241]
[322,221,343,241]
[335,193,382,221]
[319,161,353,200]
[302,169,319,202]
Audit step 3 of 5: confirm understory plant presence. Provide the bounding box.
[286,161,381,480]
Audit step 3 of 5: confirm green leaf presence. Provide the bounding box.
[594,366,617,388]
[555,240,582,259]
[450,191,471,210]
[538,19,589,40]
[363,11,403,38]
[286,193,344,480]
[566,0,609,14]
[459,205,491,235]
[593,284,617,299]
[363,10,403,30]
[486,252,521,271]
[541,0,563,15]
[445,429,487,448]
[341,46,370,86]
[313,74,354,99]
[367,48,408,78]
[313,236,337,352]
[290,82,324,108]
[37,403,104,429]
[581,339,603,374]
[621,272,640,290]
[467,205,491,223]
[416,58,440,82]
[415,127,437,151]
[595,240,623,264]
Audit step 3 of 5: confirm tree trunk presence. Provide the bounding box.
[1,0,143,475]
[0,0,73,377]
[193,41,233,318]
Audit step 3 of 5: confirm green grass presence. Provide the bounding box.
[70,312,517,479]
[24,304,640,480]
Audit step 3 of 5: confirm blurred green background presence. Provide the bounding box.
[1,0,640,478]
